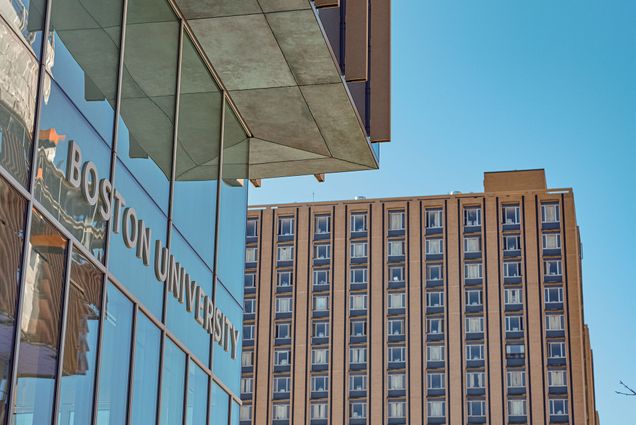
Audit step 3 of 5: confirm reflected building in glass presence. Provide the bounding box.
[0,0,391,424]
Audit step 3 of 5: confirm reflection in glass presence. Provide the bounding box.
[173,33,222,268]
[130,312,160,425]
[96,283,133,425]
[47,0,123,144]
[211,383,229,425]
[12,210,67,425]
[231,400,240,425]
[34,81,111,262]
[160,338,185,425]
[0,177,27,423]
[117,0,180,211]
[58,251,103,425]
[213,284,242,396]
[216,103,249,302]
[0,0,46,57]
[186,361,207,425]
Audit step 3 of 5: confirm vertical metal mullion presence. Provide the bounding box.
[125,305,139,425]
[182,356,190,425]
[51,241,75,425]
[205,372,212,425]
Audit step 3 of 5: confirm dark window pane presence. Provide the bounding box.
[58,251,104,425]
[96,283,133,425]
[160,338,185,425]
[211,383,229,425]
[185,361,207,425]
[130,312,160,425]
[0,177,27,421]
[13,210,68,425]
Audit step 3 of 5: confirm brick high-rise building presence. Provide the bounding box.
[239,169,599,425]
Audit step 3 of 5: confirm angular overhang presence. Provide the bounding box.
[176,0,380,179]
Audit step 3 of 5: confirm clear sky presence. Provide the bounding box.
[249,1,636,422]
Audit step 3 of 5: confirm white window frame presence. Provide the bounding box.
[315,215,331,234]
[244,272,256,288]
[311,402,328,419]
[350,268,368,284]
[350,374,367,391]
[388,401,406,418]
[546,314,565,331]
[503,205,521,224]
[311,348,328,365]
[426,238,443,255]
[388,239,405,256]
[246,219,258,237]
[388,292,406,309]
[467,371,485,389]
[503,235,521,251]
[504,261,521,278]
[544,287,564,303]
[351,213,367,232]
[241,351,253,367]
[277,245,294,261]
[350,294,368,311]
[388,211,405,230]
[272,403,290,420]
[311,375,328,392]
[388,373,405,390]
[350,241,368,258]
[245,247,258,262]
[507,370,526,388]
[313,269,329,286]
[313,295,329,312]
[427,345,445,362]
[426,291,444,308]
[244,298,256,314]
[542,204,560,224]
[504,288,523,305]
[464,236,481,253]
[350,402,367,419]
[549,399,569,416]
[388,318,404,336]
[277,270,292,287]
[505,315,524,332]
[426,209,443,229]
[508,399,527,416]
[351,320,367,337]
[466,344,484,360]
[466,289,483,306]
[427,318,444,335]
[466,316,484,333]
[278,217,294,236]
[427,264,443,281]
[350,347,367,364]
[275,297,292,314]
[273,376,290,393]
[464,262,483,279]
[544,260,562,276]
[548,370,567,387]
[427,400,446,418]
[276,323,291,339]
[464,207,482,227]
[427,372,445,389]
[388,346,406,363]
[313,322,330,338]
[468,400,486,417]
[389,266,404,282]
[542,233,562,249]
[274,349,290,366]
[243,324,254,341]
[314,243,331,260]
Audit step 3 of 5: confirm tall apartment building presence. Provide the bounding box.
[239,170,599,425]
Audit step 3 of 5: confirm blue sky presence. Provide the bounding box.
[249,1,636,422]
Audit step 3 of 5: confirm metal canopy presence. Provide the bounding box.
[178,0,379,179]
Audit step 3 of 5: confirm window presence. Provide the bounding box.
[427,264,443,281]
[388,346,406,363]
[313,322,330,338]
[274,350,290,366]
[467,372,485,389]
[272,404,290,420]
[550,399,568,416]
[508,399,526,416]
[465,263,482,279]
[546,315,565,331]
[468,400,486,417]
[388,319,404,336]
[246,219,258,237]
[312,376,328,392]
[548,342,566,358]
[351,241,368,258]
[243,325,254,341]
[427,318,444,335]
[311,403,328,419]
[351,320,367,337]
[504,261,521,278]
[351,213,367,232]
[505,316,524,332]
[245,247,258,262]
[503,205,520,224]
[350,402,367,419]
[427,345,445,362]
[427,400,445,418]
[350,374,367,391]
[277,271,292,287]
[506,344,525,359]
[276,297,292,313]
[388,401,406,418]
[388,373,405,390]
[244,299,256,314]
[543,233,561,249]
[507,370,526,388]
[389,266,404,282]
[466,317,484,333]
[388,292,406,309]
[427,291,444,308]
[313,295,329,312]
[351,268,368,284]
[388,240,405,256]
[278,217,294,236]
[426,238,443,255]
[389,211,405,230]
[503,235,521,251]
[350,347,367,364]
[504,288,522,305]
[312,349,328,365]
[276,323,290,339]
[545,287,564,303]
[277,245,294,261]
[240,405,252,421]
[542,204,560,223]
[427,373,445,389]
[274,377,290,393]
[426,209,443,229]
[548,370,567,387]
[545,260,562,276]
[466,344,484,360]
[466,290,482,306]
[241,351,253,367]
[244,273,256,288]
[464,236,481,253]
[350,294,367,311]
[314,243,331,259]
[313,269,329,286]
[464,207,482,226]
[315,215,331,234]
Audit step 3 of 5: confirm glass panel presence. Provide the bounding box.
[130,312,160,425]
[34,81,111,261]
[216,103,249,301]
[160,338,185,425]
[117,0,180,211]
[173,33,221,268]
[213,284,242,395]
[58,251,103,425]
[211,383,229,425]
[12,210,67,425]
[48,0,123,143]
[96,283,133,425]
[0,0,46,57]
[0,177,27,421]
[231,400,239,425]
[185,360,207,425]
